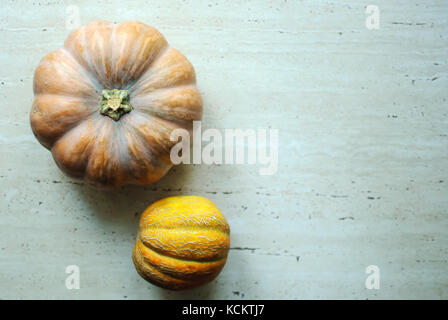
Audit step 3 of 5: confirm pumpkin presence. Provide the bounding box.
[30,21,202,188]
[132,196,230,290]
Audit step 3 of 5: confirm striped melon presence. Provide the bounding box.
[132,195,230,290]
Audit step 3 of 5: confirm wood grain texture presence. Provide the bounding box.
[0,0,447,299]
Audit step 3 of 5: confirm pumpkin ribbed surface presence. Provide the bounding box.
[132,196,230,290]
[30,21,202,188]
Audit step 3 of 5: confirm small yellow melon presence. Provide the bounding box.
[132,195,230,290]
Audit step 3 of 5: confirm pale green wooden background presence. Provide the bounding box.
[0,0,447,299]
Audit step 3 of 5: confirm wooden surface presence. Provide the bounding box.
[0,0,447,299]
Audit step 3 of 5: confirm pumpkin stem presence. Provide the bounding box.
[99,89,133,121]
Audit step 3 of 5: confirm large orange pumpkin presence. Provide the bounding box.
[133,196,230,290]
[30,21,202,188]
